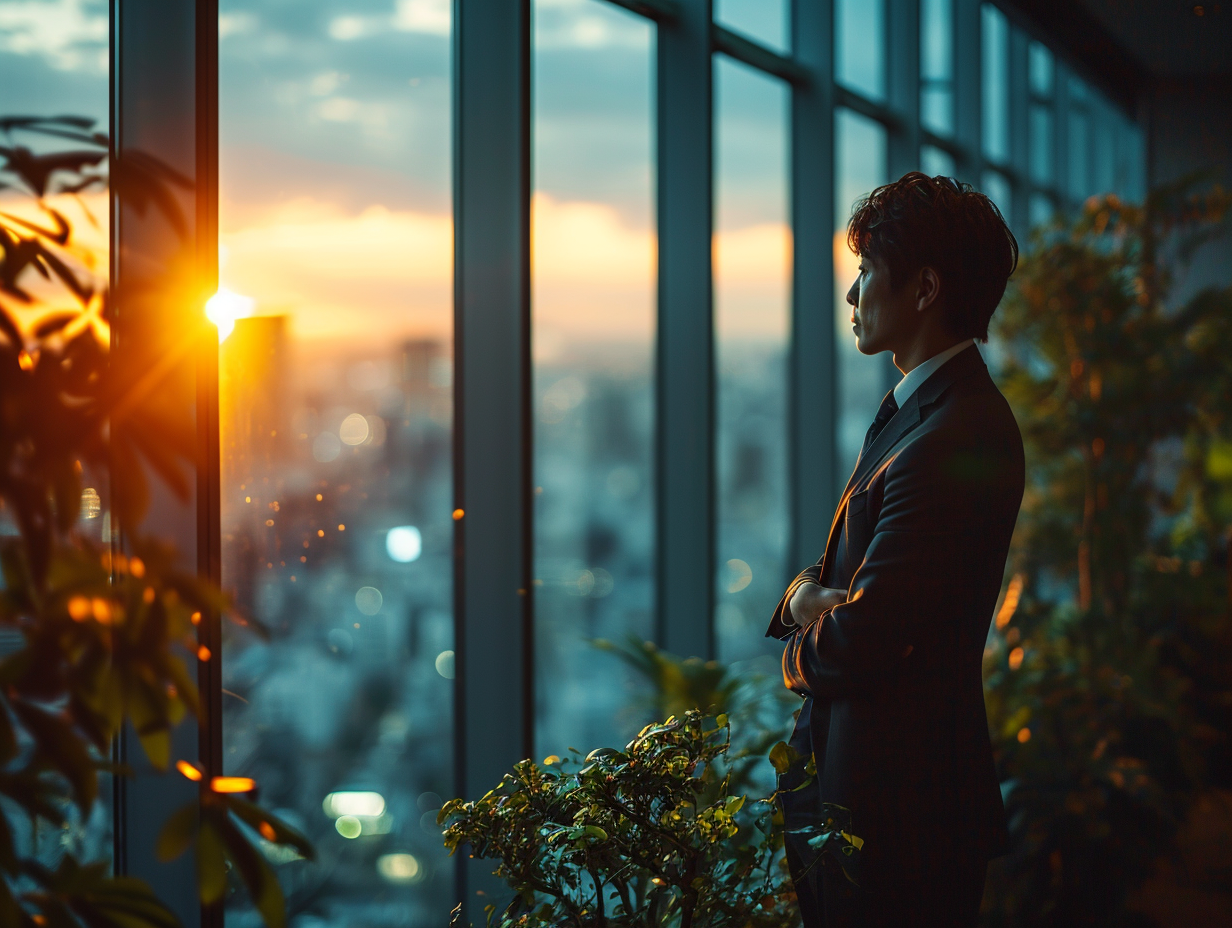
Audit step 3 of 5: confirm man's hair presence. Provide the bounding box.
[846,172,1019,342]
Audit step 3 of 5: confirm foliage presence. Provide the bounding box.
[984,180,1232,925]
[592,636,796,795]
[0,116,312,927]
[440,710,862,928]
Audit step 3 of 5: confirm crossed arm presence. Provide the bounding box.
[779,436,981,699]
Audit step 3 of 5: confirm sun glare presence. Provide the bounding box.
[205,287,256,342]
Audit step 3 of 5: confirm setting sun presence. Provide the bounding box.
[205,286,255,342]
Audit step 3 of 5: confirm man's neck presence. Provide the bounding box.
[892,329,965,375]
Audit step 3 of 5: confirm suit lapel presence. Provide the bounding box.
[815,344,988,582]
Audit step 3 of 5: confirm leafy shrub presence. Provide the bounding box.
[441,710,861,927]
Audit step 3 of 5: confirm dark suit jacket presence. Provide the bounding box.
[767,344,1024,896]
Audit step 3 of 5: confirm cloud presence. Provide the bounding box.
[392,0,449,36]
[0,0,107,73]
[219,11,258,39]
[328,0,451,43]
[218,192,792,347]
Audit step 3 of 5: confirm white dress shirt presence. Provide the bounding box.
[892,339,975,406]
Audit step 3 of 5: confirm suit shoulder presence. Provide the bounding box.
[893,380,1024,497]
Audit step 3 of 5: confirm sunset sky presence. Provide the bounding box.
[2,0,822,354]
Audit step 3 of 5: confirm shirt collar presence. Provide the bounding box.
[892,339,976,407]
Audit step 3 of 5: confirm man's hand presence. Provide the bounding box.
[789,581,847,628]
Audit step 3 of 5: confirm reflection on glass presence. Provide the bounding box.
[920,144,956,179]
[1029,104,1053,184]
[920,0,953,136]
[715,0,788,54]
[532,0,655,757]
[834,109,888,497]
[981,169,1012,227]
[714,59,790,666]
[0,0,112,869]
[837,0,885,102]
[1028,41,1053,97]
[218,1,454,923]
[981,3,1008,164]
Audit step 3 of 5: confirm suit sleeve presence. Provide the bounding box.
[784,427,1003,699]
[765,564,824,642]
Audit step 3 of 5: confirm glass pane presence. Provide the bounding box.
[1029,103,1053,185]
[1028,40,1053,97]
[714,59,790,666]
[1091,103,1114,196]
[1068,108,1090,201]
[920,0,953,136]
[981,3,1009,164]
[834,109,888,497]
[217,1,455,923]
[532,0,655,757]
[921,144,956,178]
[0,0,112,870]
[837,0,885,102]
[1029,192,1055,229]
[715,0,789,55]
[981,169,1013,227]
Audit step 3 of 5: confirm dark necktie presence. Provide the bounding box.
[860,390,899,460]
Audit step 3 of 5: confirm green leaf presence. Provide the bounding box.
[196,820,228,905]
[216,811,286,928]
[767,741,797,775]
[10,698,97,813]
[227,796,315,861]
[156,801,198,862]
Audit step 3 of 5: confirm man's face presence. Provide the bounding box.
[845,254,919,356]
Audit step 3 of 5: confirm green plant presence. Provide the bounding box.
[440,710,862,928]
[0,116,312,927]
[592,636,796,796]
[984,180,1232,925]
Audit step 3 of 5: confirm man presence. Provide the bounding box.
[768,172,1024,927]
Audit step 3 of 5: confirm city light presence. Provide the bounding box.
[386,526,422,563]
[355,586,383,615]
[205,287,255,342]
[435,650,455,680]
[339,413,370,445]
[323,791,387,818]
[335,815,362,839]
[377,852,422,884]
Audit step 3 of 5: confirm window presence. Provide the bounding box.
[217,1,455,920]
[40,1,1151,920]
[532,0,656,756]
[981,3,1009,165]
[835,109,889,495]
[0,0,112,869]
[921,143,957,178]
[714,57,790,665]
[715,0,788,55]
[921,0,954,136]
[837,0,886,101]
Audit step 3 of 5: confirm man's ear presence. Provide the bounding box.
[916,266,941,313]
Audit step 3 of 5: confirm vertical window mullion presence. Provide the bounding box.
[789,0,838,570]
[112,0,209,924]
[952,0,982,185]
[452,0,533,913]
[656,0,715,658]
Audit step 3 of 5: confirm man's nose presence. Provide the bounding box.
[846,282,858,306]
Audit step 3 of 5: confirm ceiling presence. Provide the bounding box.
[1078,0,1232,76]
